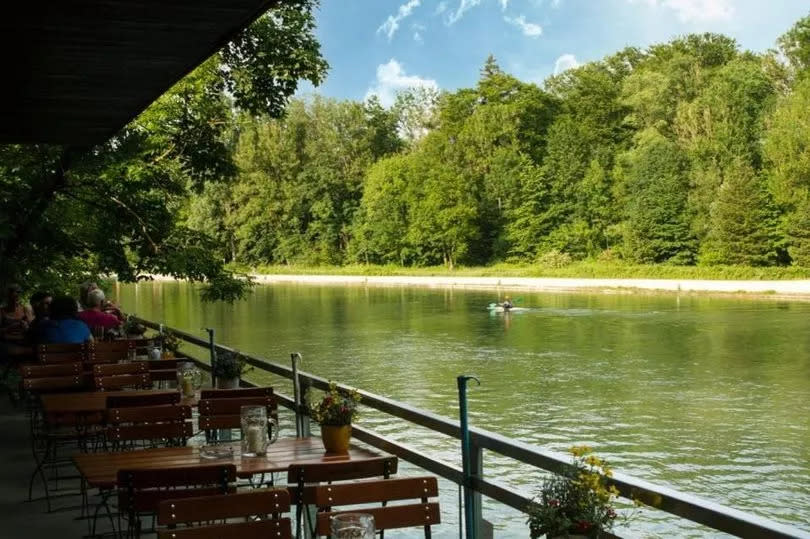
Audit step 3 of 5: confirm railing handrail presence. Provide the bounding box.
[135,317,810,539]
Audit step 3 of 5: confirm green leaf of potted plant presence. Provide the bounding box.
[212,350,251,389]
[307,381,361,454]
[527,446,633,538]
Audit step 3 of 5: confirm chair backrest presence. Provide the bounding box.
[197,396,277,430]
[117,465,236,514]
[314,477,440,537]
[106,392,181,408]
[37,343,85,364]
[287,456,399,506]
[156,490,292,539]
[21,362,82,378]
[106,405,192,444]
[86,340,130,364]
[94,372,152,391]
[199,387,273,399]
[22,374,87,393]
[93,362,148,376]
[287,456,398,485]
[146,359,179,381]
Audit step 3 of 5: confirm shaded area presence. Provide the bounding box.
[0,0,277,144]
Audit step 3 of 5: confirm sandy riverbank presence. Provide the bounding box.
[244,273,810,298]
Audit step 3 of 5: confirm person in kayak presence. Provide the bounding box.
[501,296,514,311]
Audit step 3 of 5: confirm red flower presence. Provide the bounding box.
[575,521,592,532]
[548,499,560,507]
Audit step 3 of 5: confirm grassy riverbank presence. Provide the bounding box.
[244,262,810,281]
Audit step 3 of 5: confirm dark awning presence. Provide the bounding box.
[0,0,277,146]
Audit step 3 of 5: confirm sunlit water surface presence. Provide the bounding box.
[117,282,810,537]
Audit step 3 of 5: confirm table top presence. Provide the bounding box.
[73,437,382,488]
[40,389,197,415]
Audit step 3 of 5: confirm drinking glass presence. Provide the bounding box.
[330,513,375,538]
[240,405,278,457]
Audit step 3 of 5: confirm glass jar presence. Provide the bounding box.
[176,362,202,398]
[240,405,278,457]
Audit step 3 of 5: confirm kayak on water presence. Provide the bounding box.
[487,303,528,313]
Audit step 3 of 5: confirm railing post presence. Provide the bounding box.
[299,376,311,439]
[205,328,216,387]
[291,353,304,438]
[458,374,481,539]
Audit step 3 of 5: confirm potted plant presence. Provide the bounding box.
[527,446,631,538]
[212,350,251,389]
[159,330,181,359]
[307,381,361,454]
[122,315,146,338]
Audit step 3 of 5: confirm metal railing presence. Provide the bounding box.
[136,317,809,539]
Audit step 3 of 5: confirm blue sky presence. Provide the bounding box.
[304,1,810,106]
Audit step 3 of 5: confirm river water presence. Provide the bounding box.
[117,281,810,537]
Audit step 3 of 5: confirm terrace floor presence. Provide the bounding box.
[0,396,102,538]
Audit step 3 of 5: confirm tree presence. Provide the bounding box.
[621,129,696,264]
[700,161,780,266]
[777,13,810,75]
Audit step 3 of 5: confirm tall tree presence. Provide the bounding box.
[621,129,696,264]
[700,161,780,266]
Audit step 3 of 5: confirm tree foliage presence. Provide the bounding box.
[0,1,328,299]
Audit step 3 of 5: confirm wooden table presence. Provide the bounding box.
[73,437,381,489]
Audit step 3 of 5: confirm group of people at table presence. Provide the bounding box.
[0,282,124,347]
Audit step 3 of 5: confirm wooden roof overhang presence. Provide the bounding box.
[0,0,278,146]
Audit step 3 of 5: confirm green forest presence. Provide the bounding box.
[187,13,810,273]
[3,4,810,300]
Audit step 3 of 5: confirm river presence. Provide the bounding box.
[116,281,810,538]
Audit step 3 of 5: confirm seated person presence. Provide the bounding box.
[77,289,121,334]
[1,284,33,340]
[37,296,92,344]
[26,290,53,343]
[79,281,123,320]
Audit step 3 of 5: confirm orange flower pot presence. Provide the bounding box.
[321,424,351,454]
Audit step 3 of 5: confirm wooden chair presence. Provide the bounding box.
[199,387,273,399]
[93,362,148,376]
[146,359,178,382]
[20,362,91,511]
[94,372,152,391]
[106,405,192,449]
[86,340,130,364]
[37,343,85,364]
[107,392,180,408]
[287,456,399,537]
[21,361,83,379]
[198,395,277,429]
[22,373,87,393]
[117,465,236,539]
[313,477,440,538]
[156,490,292,539]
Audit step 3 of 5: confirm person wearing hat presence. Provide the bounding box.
[1,284,33,339]
[502,296,514,311]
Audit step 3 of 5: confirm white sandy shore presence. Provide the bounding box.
[244,273,810,298]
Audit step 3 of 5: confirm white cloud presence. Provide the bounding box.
[447,0,482,25]
[629,0,734,22]
[435,1,447,15]
[365,59,439,108]
[504,14,542,37]
[377,0,421,41]
[499,0,510,10]
[553,53,580,74]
